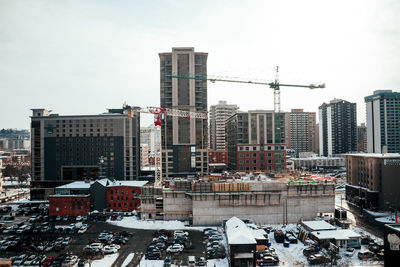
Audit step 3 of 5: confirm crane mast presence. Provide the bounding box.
[170,68,324,173]
[137,106,207,187]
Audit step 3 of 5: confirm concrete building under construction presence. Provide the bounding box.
[141,176,335,226]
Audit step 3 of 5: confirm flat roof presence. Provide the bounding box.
[55,181,93,190]
[107,181,148,187]
[301,220,337,231]
[346,153,400,158]
[226,217,257,245]
[311,229,361,240]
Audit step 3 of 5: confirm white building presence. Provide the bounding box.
[140,144,149,167]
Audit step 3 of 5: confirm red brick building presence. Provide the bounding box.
[106,181,147,212]
[49,195,91,217]
[236,144,286,172]
[208,149,228,164]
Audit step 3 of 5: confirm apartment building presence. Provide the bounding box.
[357,123,367,152]
[365,90,400,153]
[285,109,317,156]
[226,110,286,172]
[319,99,357,156]
[159,47,208,178]
[30,105,140,199]
[209,100,239,151]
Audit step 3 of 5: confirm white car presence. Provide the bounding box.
[166,244,184,253]
[103,245,118,254]
[174,230,189,237]
[76,216,82,221]
[109,244,121,250]
[78,227,87,234]
[345,247,355,257]
[90,243,104,250]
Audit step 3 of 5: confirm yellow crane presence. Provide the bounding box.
[170,67,325,172]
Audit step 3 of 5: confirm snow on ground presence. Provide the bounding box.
[207,258,229,267]
[107,216,206,231]
[364,209,390,217]
[89,253,119,267]
[121,253,135,267]
[138,257,164,267]
[376,216,397,224]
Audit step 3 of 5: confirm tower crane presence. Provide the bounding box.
[130,105,207,187]
[170,67,325,173]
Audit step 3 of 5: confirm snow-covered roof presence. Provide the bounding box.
[107,180,148,187]
[346,153,400,158]
[311,229,361,240]
[301,220,337,231]
[251,229,267,240]
[226,217,257,245]
[55,181,94,189]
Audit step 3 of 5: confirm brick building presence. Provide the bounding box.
[226,110,286,172]
[49,195,91,217]
[106,181,147,212]
[208,149,228,164]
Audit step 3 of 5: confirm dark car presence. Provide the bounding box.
[163,256,171,267]
[78,258,87,267]
[308,254,329,265]
[259,255,279,266]
[358,250,375,260]
[303,246,320,257]
[274,230,285,243]
[120,231,133,237]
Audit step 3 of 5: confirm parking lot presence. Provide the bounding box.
[0,203,216,266]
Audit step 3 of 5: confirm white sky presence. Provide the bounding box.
[1,0,399,128]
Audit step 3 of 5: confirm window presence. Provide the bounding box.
[111,196,113,200]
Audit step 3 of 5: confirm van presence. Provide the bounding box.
[188,256,196,267]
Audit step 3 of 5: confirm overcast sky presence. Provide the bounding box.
[1,0,399,129]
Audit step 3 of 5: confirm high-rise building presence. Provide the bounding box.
[209,100,239,151]
[226,110,286,172]
[140,125,158,153]
[357,123,367,152]
[318,99,357,156]
[285,109,317,156]
[140,144,149,167]
[365,90,400,153]
[30,106,140,199]
[159,47,208,177]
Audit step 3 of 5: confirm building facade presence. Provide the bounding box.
[105,181,146,212]
[30,106,140,200]
[208,149,228,164]
[226,110,286,172]
[285,109,317,156]
[140,125,158,153]
[345,153,400,210]
[365,90,400,153]
[49,194,91,217]
[357,123,367,152]
[319,99,357,156]
[159,47,208,178]
[209,100,239,151]
[140,144,149,167]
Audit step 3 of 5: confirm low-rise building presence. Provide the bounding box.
[345,153,400,210]
[310,229,361,249]
[49,194,91,217]
[105,181,147,212]
[292,156,345,170]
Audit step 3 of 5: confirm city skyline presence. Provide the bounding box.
[1,0,400,129]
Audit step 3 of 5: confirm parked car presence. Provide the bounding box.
[345,247,355,257]
[163,256,172,267]
[197,257,206,266]
[166,244,184,253]
[43,256,55,267]
[358,250,375,260]
[120,231,133,237]
[174,230,189,237]
[78,259,87,267]
[103,245,118,254]
[308,254,329,265]
[78,227,87,234]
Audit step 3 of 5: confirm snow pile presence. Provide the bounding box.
[90,253,119,267]
[121,253,135,267]
[207,258,229,267]
[138,257,164,267]
[107,216,205,231]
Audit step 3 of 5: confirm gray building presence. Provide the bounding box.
[319,99,357,156]
[357,123,367,152]
[209,100,239,151]
[159,47,208,178]
[286,109,317,156]
[30,105,140,200]
[365,90,400,153]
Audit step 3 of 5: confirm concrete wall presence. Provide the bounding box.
[163,190,192,221]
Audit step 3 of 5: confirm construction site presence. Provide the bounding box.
[140,173,335,226]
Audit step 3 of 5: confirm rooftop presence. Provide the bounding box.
[346,153,400,159]
[301,220,337,231]
[311,229,361,240]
